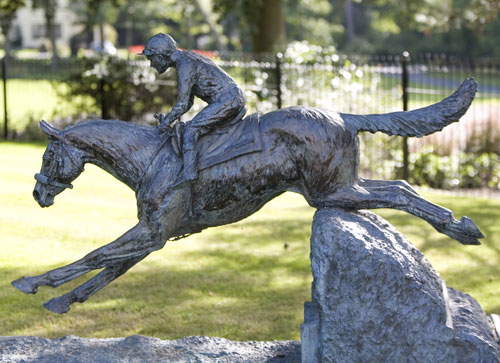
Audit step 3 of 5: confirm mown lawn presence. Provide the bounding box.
[0,141,499,341]
[0,80,90,133]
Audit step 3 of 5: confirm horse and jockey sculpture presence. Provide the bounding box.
[12,34,483,314]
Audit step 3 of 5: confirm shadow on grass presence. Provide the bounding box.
[379,202,500,260]
[205,218,313,249]
[0,241,312,341]
[3,198,498,340]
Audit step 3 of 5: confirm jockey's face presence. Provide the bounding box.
[147,54,170,74]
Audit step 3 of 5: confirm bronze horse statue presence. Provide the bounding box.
[13,78,483,314]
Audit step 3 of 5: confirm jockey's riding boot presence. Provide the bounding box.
[181,127,199,182]
[183,148,198,181]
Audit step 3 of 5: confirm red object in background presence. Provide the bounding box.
[129,45,145,54]
[130,45,215,59]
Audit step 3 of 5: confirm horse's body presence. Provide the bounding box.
[13,79,483,314]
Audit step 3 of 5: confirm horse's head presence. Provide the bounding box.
[33,121,85,207]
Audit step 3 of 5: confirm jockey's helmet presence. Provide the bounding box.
[141,33,177,56]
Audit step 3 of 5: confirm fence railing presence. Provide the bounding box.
[211,51,500,192]
[2,52,500,192]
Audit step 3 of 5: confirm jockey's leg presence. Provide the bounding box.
[182,126,199,182]
[180,99,243,184]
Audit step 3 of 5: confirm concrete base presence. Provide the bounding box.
[0,335,301,362]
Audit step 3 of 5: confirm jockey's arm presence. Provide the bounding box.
[161,64,195,128]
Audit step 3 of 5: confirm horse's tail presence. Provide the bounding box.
[342,78,477,137]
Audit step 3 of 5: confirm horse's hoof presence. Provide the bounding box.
[455,235,481,246]
[12,277,38,294]
[43,296,71,314]
[449,217,483,245]
[460,216,484,239]
[432,218,483,245]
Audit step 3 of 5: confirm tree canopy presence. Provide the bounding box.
[3,0,500,56]
[0,0,25,56]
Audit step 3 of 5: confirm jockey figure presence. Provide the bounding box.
[141,33,246,184]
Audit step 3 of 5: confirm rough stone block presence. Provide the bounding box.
[301,301,319,362]
[309,208,499,362]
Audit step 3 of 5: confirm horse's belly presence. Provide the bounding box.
[193,151,297,226]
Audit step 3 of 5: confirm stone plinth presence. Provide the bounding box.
[303,208,499,362]
[0,335,300,362]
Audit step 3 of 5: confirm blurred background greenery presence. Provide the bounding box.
[2,0,500,58]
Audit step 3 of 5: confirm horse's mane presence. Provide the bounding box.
[63,119,160,144]
[61,119,163,178]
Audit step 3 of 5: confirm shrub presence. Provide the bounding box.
[403,147,500,190]
[57,55,177,122]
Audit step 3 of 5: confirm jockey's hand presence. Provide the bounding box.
[158,120,171,134]
[154,113,166,123]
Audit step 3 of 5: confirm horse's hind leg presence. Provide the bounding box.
[12,220,162,295]
[316,178,483,245]
[43,254,148,314]
[358,177,419,195]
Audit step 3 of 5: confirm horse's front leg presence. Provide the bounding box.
[13,189,188,313]
[43,254,148,314]
[12,220,162,295]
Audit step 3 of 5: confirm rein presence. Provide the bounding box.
[136,126,182,191]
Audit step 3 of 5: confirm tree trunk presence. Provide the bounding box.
[99,21,105,52]
[1,22,12,58]
[125,21,133,47]
[46,12,59,67]
[344,0,355,43]
[185,5,195,49]
[252,0,284,53]
[97,1,105,54]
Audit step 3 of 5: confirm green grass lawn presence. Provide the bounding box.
[0,80,89,133]
[1,141,499,341]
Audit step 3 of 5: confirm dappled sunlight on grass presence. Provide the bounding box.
[377,192,500,314]
[1,142,499,340]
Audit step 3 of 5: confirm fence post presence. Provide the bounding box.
[401,51,410,181]
[275,52,283,109]
[2,56,8,139]
[100,78,108,119]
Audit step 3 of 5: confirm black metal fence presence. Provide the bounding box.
[213,51,500,192]
[2,52,500,192]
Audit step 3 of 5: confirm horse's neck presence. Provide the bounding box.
[66,121,160,190]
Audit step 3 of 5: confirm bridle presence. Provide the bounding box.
[35,173,73,190]
[34,138,83,191]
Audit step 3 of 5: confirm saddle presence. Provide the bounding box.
[196,112,262,171]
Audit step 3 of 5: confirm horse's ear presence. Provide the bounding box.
[39,120,61,140]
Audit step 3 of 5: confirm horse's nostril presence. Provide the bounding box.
[33,190,40,201]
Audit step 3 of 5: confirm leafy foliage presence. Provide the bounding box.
[351,0,500,55]
[58,55,176,121]
[0,0,25,43]
[373,146,500,190]
[213,0,340,52]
